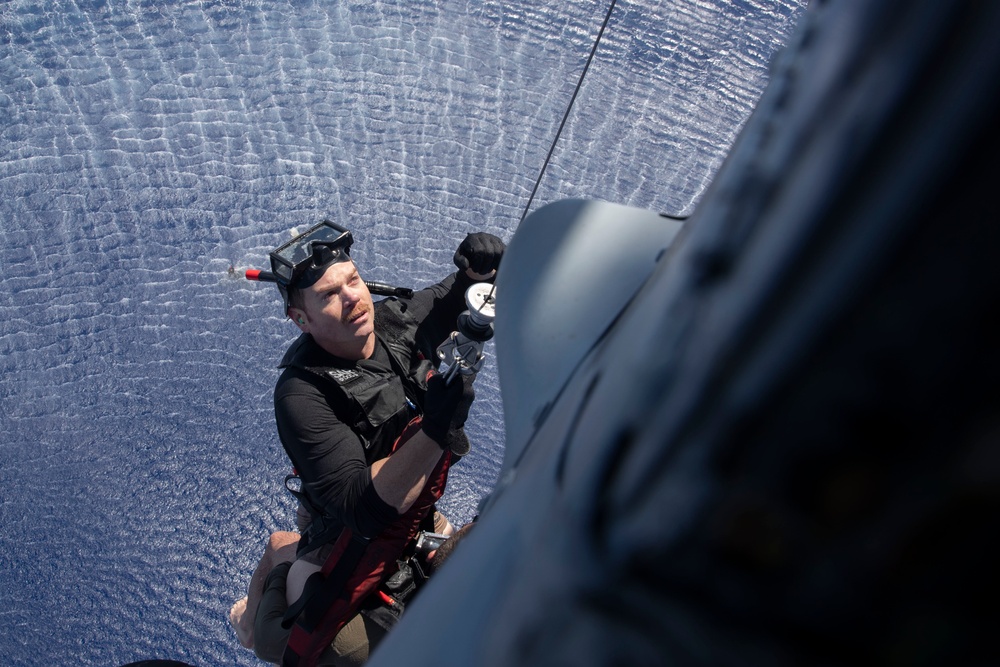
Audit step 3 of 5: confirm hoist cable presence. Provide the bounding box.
[519,0,618,224]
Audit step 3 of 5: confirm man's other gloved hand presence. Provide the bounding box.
[454,232,505,277]
[421,371,475,455]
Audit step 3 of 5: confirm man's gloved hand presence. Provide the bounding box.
[421,371,475,455]
[454,232,505,277]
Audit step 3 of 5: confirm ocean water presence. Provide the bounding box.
[0,1,804,664]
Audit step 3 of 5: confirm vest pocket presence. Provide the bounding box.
[355,372,410,430]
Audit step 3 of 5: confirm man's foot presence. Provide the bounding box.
[229,596,254,649]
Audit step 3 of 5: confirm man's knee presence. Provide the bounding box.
[266,531,300,564]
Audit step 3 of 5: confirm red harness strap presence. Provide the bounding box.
[282,418,452,667]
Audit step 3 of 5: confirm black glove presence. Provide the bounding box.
[421,371,475,455]
[454,232,505,276]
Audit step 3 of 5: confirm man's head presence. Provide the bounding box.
[287,260,375,360]
[266,220,376,359]
[269,220,353,309]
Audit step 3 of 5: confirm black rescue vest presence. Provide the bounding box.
[278,297,436,552]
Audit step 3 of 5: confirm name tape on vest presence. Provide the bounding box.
[326,368,363,385]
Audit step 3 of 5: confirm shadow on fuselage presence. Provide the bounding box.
[369,2,1000,666]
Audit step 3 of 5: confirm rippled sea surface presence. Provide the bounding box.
[0,1,803,664]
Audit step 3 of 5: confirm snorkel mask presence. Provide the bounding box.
[246,220,354,314]
[247,219,413,314]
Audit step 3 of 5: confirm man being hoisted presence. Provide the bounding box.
[232,221,504,666]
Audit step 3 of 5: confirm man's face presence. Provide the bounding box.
[292,260,375,358]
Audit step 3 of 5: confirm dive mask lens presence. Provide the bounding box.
[269,220,354,289]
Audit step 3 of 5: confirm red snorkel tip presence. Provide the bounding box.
[247,269,278,283]
[246,268,278,283]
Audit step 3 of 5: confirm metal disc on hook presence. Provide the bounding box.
[465,282,496,325]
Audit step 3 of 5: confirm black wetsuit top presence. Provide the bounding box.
[273,271,477,542]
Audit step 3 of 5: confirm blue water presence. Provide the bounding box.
[0,1,803,664]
